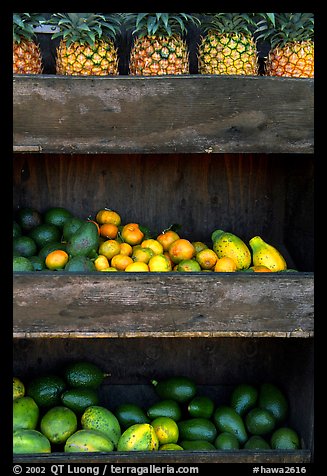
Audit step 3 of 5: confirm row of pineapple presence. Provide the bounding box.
[13,13,314,78]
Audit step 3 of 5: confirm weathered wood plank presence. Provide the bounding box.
[13,273,314,337]
[13,75,314,154]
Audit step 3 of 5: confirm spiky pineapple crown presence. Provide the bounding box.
[255,13,314,48]
[49,13,122,46]
[13,13,45,43]
[199,13,257,35]
[123,13,200,38]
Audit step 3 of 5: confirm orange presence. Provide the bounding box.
[95,209,121,226]
[168,239,195,264]
[148,254,172,272]
[132,247,154,263]
[100,267,118,272]
[119,242,133,256]
[111,254,133,271]
[99,223,118,239]
[250,265,272,272]
[192,241,208,254]
[121,223,144,246]
[45,250,69,270]
[163,251,174,269]
[98,239,121,260]
[214,256,237,272]
[125,262,149,272]
[157,230,180,251]
[196,248,218,270]
[177,259,201,272]
[94,254,110,271]
[141,239,163,255]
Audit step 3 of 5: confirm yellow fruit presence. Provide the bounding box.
[45,250,69,270]
[148,254,172,272]
[111,254,133,271]
[249,236,287,272]
[99,223,118,239]
[141,239,163,255]
[13,377,25,400]
[100,267,118,272]
[132,247,154,263]
[192,241,208,254]
[95,209,121,226]
[196,248,218,270]
[214,256,237,272]
[125,262,149,272]
[98,239,121,260]
[151,417,179,445]
[94,254,110,271]
[119,242,133,256]
[250,265,273,273]
[212,230,251,270]
[157,230,180,251]
[121,223,144,246]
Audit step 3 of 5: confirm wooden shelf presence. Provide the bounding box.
[13,272,314,338]
[13,74,314,154]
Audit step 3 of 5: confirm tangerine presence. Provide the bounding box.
[148,254,172,272]
[196,248,218,270]
[250,265,273,272]
[111,254,133,271]
[132,247,154,263]
[157,230,180,251]
[45,250,69,270]
[98,239,121,260]
[119,242,133,256]
[125,262,149,272]
[168,239,195,264]
[141,239,163,255]
[121,223,144,246]
[95,209,121,226]
[94,254,110,271]
[100,223,118,239]
[214,256,237,272]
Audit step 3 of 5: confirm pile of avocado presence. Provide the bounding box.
[13,363,301,454]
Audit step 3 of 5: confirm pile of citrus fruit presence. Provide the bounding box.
[14,361,302,454]
[13,206,295,273]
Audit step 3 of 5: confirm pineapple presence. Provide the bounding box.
[197,13,259,75]
[49,13,122,76]
[13,13,45,74]
[124,13,200,76]
[256,13,314,78]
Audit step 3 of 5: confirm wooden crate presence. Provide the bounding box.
[13,75,314,463]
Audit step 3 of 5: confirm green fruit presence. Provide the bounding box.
[13,256,34,272]
[117,423,159,451]
[64,429,114,452]
[212,230,251,270]
[213,405,248,444]
[159,443,184,450]
[180,440,216,450]
[38,241,67,261]
[115,403,150,429]
[81,406,121,448]
[151,376,197,403]
[13,377,25,400]
[151,416,179,445]
[63,361,107,389]
[16,207,42,232]
[29,223,62,249]
[29,255,46,271]
[44,207,73,229]
[244,435,271,449]
[13,429,51,454]
[214,432,240,450]
[178,418,217,443]
[230,383,258,416]
[177,259,201,272]
[13,221,22,238]
[63,217,84,241]
[64,256,96,272]
[13,396,39,431]
[61,388,99,414]
[245,407,276,436]
[258,383,288,423]
[26,375,66,408]
[147,399,182,421]
[40,406,78,445]
[13,236,37,258]
[270,427,300,450]
[66,221,99,258]
[187,396,215,419]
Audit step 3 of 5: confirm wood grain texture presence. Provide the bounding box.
[13,273,314,338]
[13,75,314,154]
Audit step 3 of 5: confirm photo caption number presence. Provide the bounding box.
[26,467,46,474]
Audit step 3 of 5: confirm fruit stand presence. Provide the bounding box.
[13,12,314,464]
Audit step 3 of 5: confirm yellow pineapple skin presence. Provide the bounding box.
[198,32,258,76]
[129,35,189,76]
[13,40,42,74]
[56,40,119,76]
[265,40,314,78]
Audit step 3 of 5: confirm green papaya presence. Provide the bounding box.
[13,429,51,454]
[249,236,287,271]
[117,423,159,451]
[65,429,114,452]
[212,230,251,270]
[66,221,99,258]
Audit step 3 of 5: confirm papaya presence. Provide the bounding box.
[66,221,99,258]
[13,429,51,454]
[64,429,114,452]
[249,236,287,272]
[13,396,39,431]
[212,230,251,270]
[117,423,159,451]
[81,405,121,448]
